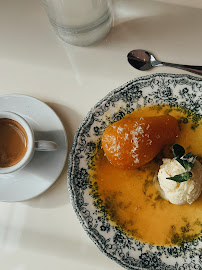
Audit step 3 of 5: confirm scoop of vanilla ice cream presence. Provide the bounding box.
[158,158,202,205]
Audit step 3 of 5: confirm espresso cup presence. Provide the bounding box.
[0,111,57,174]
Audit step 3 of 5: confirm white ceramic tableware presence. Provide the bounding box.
[68,73,202,270]
[0,94,67,202]
[0,111,57,174]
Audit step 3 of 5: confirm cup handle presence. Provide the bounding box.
[35,140,57,151]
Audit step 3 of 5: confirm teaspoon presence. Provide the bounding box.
[127,50,202,76]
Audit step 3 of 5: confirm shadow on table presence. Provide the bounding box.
[24,103,83,209]
[60,0,202,85]
[103,0,201,56]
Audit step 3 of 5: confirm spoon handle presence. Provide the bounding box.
[161,62,202,76]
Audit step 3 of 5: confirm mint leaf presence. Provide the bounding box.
[167,172,192,183]
[172,144,197,172]
[176,158,193,171]
[173,144,185,158]
[175,158,185,168]
[166,144,197,184]
[183,153,196,160]
[182,153,197,168]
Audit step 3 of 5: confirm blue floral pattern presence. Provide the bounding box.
[68,74,202,270]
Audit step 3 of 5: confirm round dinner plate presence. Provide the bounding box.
[68,74,202,270]
[0,94,67,202]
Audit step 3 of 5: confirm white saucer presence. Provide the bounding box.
[0,94,67,202]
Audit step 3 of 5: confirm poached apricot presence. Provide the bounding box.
[102,115,179,169]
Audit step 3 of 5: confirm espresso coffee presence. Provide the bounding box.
[0,118,28,167]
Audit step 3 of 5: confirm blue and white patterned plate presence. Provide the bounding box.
[68,74,202,270]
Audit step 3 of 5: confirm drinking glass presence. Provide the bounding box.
[42,0,113,46]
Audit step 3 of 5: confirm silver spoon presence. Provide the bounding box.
[127,49,202,76]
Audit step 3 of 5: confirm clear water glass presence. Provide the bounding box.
[42,0,113,46]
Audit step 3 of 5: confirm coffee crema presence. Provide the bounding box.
[0,118,28,167]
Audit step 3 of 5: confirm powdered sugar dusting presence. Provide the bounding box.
[117,126,123,133]
[147,139,152,145]
[130,126,145,164]
[130,130,139,150]
[104,119,154,165]
[106,137,120,153]
[124,133,129,141]
[116,144,121,152]
[136,125,144,136]
[132,153,139,164]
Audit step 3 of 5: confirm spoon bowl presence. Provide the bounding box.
[127,50,154,71]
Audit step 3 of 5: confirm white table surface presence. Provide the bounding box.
[0,0,202,269]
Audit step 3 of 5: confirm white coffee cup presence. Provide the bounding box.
[0,111,57,174]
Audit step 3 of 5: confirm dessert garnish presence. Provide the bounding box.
[167,144,197,183]
[158,144,202,205]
